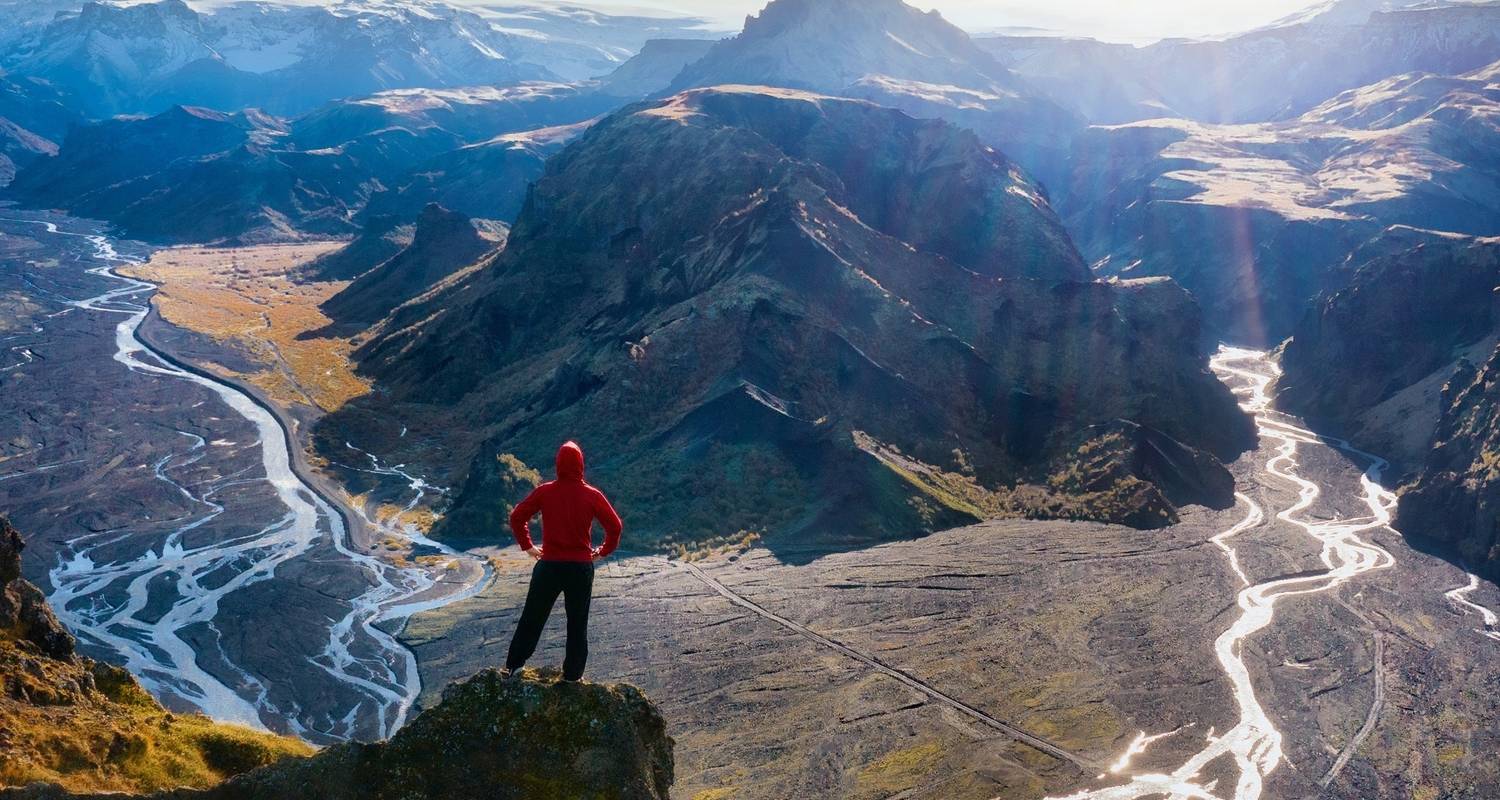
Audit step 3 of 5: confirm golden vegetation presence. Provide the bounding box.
[855,742,944,797]
[667,530,763,563]
[122,243,369,412]
[0,646,313,794]
[855,430,1174,529]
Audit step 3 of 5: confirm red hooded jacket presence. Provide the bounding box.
[509,442,623,563]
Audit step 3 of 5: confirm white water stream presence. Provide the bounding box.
[4,217,488,740]
[1446,572,1500,643]
[1048,346,1401,800]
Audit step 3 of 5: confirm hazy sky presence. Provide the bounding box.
[566,0,1333,42]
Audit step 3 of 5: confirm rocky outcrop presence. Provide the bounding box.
[0,518,72,661]
[0,516,673,798]
[321,86,1250,553]
[1396,347,1500,580]
[321,204,502,326]
[0,518,313,794]
[8,669,675,800]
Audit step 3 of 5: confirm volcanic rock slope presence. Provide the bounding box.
[322,86,1252,553]
[668,0,1082,186]
[1063,56,1500,344]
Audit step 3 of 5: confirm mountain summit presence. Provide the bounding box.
[672,0,1004,95]
[669,0,1081,183]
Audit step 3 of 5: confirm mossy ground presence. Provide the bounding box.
[0,642,312,794]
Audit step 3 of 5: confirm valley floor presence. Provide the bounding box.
[404,358,1500,800]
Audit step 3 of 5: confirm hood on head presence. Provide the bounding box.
[556,441,585,481]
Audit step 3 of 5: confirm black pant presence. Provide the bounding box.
[505,560,595,681]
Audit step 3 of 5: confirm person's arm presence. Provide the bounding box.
[591,489,623,560]
[509,488,545,560]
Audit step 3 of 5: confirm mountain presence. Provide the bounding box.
[0,118,58,185]
[317,86,1251,554]
[0,517,313,794]
[9,105,282,207]
[596,38,716,99]
[287,83,614,151]
[301,214,417,282]
[6,106,376,244]
[1275,231,1500,579]
[979,0,1500,124]
[672,0,1004,94]
[667,0,1082,185]
[1064,57,1500,344]
[5,84,618,243]
[0,0,714,118]
[322,204,503,326]
[0,75,81,143]
[361,120,593,224]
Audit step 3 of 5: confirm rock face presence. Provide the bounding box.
[322,204,503,326]
[1277,232,1500,462]
[0,518,313,795]
[321,86,1250,552]
[668,0,1081,185]
[1065,57,1500,344]
[0,518,72,661]
[1276,232,1500,578]
[1397,347,1500,579]
[980,0,1500,124]
[7,670,675,800]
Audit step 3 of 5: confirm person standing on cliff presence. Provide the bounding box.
[501,441,623,683]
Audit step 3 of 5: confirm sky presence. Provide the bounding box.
[556,0,1335,43]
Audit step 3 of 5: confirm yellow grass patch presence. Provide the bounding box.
[0,647,313,794]
[856,742,944,797]
[122,243,369,412]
